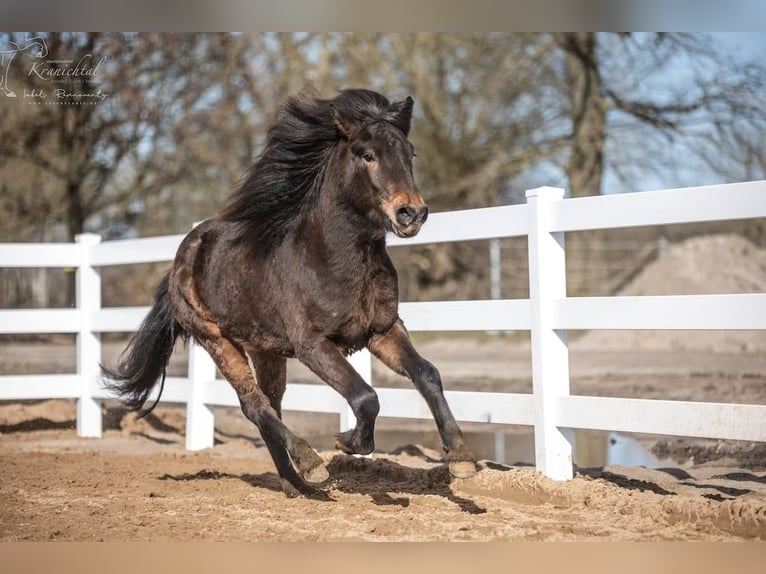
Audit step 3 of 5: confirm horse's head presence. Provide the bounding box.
[332,95,428,239]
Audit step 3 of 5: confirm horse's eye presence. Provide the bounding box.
[362,152,376,163]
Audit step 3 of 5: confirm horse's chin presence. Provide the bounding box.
[383,215,422,238]
[391,223,422,239]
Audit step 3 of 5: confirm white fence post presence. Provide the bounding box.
[526,187,573,480]
[341,349,373,432]
[185,340,217,450]
[75,233,102,438]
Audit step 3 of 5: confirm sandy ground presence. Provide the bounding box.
[1,404,765,542]
[1,336,766,541]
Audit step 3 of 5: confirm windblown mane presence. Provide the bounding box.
[220,88,406,248]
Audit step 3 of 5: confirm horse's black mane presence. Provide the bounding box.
[221,88,409,248]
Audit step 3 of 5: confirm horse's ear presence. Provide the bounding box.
[388,96,414,135]
[330,104,359,139]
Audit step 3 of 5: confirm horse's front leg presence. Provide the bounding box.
[369,320,477,478]
[293,337,380,456]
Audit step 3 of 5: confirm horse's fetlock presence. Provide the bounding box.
[354,388,379,420]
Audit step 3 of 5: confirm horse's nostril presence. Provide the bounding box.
[396,205,417,226]
[418,205,429,224]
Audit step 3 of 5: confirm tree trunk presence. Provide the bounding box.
[65,180,84,305]
[66,180,84,240]
[560,32,607,199]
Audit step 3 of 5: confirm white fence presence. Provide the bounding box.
[1,182,766,480]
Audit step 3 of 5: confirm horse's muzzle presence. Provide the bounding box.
[392,204,428,238]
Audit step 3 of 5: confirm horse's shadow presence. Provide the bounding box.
[159,468,287,496]
[158,450,487,514]
[324,453,487,514]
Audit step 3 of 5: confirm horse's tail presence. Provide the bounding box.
[102,271,186,418]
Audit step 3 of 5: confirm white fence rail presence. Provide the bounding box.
[1,181,766,480]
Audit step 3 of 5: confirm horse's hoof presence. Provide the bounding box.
[279,477,326,499]
[449,460,477,479]
[335,429,373,456]
[279,478,303,498]
[302,463,329,484]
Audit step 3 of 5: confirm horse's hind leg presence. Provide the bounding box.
[195,335,326,496]
[242,346,328,485]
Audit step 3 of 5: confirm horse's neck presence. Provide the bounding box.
[307,189,386,269]
[321,210,385,262]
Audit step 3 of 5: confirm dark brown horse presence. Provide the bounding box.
[104,88,477,497]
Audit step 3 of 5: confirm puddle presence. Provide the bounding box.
[603,431,681,468]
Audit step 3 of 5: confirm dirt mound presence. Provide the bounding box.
[622,233,766,296]
[575,234,766,352]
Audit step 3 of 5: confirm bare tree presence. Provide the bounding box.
[0,33,261,242]
[555,32,766,198]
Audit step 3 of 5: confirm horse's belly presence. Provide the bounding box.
[328,323,371,356]
[328,303,397,356]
